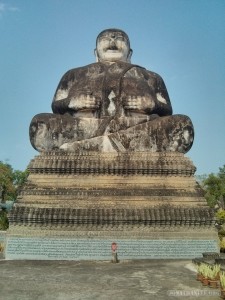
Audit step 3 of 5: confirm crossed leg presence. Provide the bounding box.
[30,113,194,154]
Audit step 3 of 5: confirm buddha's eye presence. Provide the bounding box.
[99,37,110,42]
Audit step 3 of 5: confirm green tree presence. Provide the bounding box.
[0,209,8,230]
[13,169,29,191]
[218,165,225,181]
[0,161,16,202]
[0,161,28,202]
[0,161,28,230]
[202,164,225,208]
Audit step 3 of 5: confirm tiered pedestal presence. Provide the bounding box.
[6,151,219,260]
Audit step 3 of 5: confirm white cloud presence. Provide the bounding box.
[0,2,20,16]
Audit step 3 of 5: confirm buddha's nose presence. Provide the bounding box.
[110,39,116,45]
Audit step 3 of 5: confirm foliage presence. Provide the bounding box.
[197,263,220,280]
[0,209,9,230]
[207,264,220,280]
[198,164,225,208]
[0,161,28,230]
[220,239,225,250]
[218,229,225,241]
[0,161,28,202]
[195,174,208,185]
[216,209,225,223]
[220,271,225,289]
[219,165,225,181]
[198,263,211,278]
[0,162,16,201]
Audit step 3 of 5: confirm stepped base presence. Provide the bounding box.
[6,151,218,260]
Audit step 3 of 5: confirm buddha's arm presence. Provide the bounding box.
[51,69,100,116]
[122,68,173,117]
[154,74,173,116]
[52,98,72,115]
[53,96,100,118]
[51,70,75,115]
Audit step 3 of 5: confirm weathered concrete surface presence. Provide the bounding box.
[0,259,220,300]
[29,29,194,153]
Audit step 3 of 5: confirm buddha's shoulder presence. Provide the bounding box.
[128,64,163,81]
[61,63,105,78]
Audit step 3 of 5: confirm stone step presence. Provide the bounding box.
[8,206,215,227]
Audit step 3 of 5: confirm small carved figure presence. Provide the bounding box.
[30,29,194,153]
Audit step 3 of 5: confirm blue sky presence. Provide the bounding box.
[0,0,224,175]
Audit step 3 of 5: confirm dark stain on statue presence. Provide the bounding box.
[29,29,194,154]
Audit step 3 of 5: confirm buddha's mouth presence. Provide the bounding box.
[106,46,119,51]
[106,50,120,53]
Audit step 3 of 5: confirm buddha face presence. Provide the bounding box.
[95,30,132,63]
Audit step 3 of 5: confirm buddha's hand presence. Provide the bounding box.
[123,95,155,113]
[68,94,100,111]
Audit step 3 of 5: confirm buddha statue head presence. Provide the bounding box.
[95,28,133,63]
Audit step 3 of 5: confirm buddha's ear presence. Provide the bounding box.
[127,49,133,63]
[94,49,99,62]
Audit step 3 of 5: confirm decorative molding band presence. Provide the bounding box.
[8,206,215,227]
[28,151,196,176]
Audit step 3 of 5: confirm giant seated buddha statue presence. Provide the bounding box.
[29,28,194,153]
